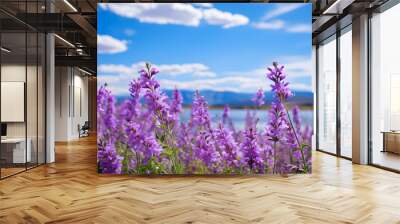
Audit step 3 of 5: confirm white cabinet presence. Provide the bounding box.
[1,138,32,163]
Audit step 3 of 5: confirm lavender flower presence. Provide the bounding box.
[138,63,172,126]
[190,91,211,130]
[222,105,230,124]
[96,62,312,175]
[177,123,193,170]
[214,124,242,170]
[292,105,301,134]
[127,78,142,117]
[267,62,292,101]
[98,143,123,174]
[252,88,265,107]
[241,127,264,173]
[170,88,183,121]
[126,122,163,165]
[222,105,236,133]
[194,130,221,173]
[245,110,259,130]
[97,86,117,142]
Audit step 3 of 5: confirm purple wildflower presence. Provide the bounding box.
[241,127,264,173]
[177,123,193,170]
[245,110,259,130]
[126,122,163,165]
[170,88,183,121]
[267,62,292,101]
[292,105,301,134]
[138,64,171,125]
[96,62,312,175]
[97,86,117,143]
[194,131,221,173]
[127,79,142,116]
[214,124,242,170]
[222,105,230,124]
[190,91,211,129]
[252,88,265,107]
[222,105,236,133]
[98,143,123,174]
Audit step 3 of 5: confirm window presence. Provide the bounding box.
[339,27,352,158]
[0,1,46,179]
[370,3,400,171]
[317,35,337,154]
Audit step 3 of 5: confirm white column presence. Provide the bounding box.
[352,14,369,164]
[46,32,55,163]
[312,45,317,150]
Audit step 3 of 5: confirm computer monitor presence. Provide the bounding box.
[1,123,7,137]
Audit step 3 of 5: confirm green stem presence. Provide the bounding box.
[273,141,277,174]
[283,103,309,172]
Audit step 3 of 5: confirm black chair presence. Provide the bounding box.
[79,121,90,138]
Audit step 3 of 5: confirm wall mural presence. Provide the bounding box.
[97,3,313,175]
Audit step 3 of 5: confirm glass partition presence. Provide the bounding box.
[1,30,28,177]
[339,27,352,158]
[27,30,38,169]
[38,32,45,165]
[370,3,400,171]
[317,35,337,154]
[0,1,46,179]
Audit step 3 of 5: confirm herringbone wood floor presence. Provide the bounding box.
[1,135,400,224]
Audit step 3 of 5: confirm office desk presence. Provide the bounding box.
[382,131,400,154]
[1,138,31,163]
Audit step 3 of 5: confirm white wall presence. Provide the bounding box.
[55,67,89,141]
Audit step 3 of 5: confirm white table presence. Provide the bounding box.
[1,138,31,163]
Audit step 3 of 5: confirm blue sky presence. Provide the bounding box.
[98,3,312,96]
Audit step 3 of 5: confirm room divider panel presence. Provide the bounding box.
[97,2,314,175]
[0,0,46,179]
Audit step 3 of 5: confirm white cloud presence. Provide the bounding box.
[252,21,311,33]
[202,8,249,29]
[159,76,262,93]
[99,62,215,77]
[97,35,128,54]
[252,20,284,30]
[193,3,213,8]
[253,4,309,33]
[286,24,311,33]
[100,3,248,29]
[99,3,202,27]
[157,63,216,77]
[98,57,312,95]
[98,63,142,75]
[262,4,305,21]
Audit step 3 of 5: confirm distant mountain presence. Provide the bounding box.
[116,89,313,107]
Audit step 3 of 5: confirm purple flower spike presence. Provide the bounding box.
[267,62,292,101]
[98,143,123,174]
[241,127,264,173]
[214,124,242,170]
[252,88,265,107]
[190,91,211,129]
[96,62,312,175]
[170,88,183,121]
[292,105,301,134]
[97,86,117,143]
[194,131,221,173]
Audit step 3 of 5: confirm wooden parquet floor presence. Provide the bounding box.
[1,135,400,224]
